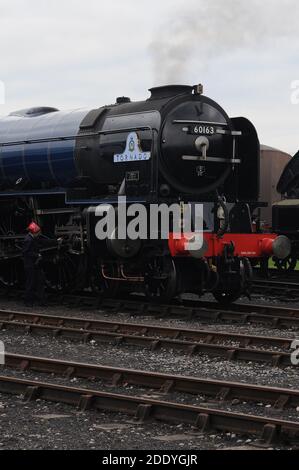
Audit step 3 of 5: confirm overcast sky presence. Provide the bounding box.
[0,0,298,154]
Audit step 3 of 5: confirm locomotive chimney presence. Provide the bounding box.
[116,96,131,104]
[148,85,193,100]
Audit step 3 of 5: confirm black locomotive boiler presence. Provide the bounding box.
[0,84,290,303]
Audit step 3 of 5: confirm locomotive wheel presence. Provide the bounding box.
[273,255,297,273]
[145,257,177,303]
[213,257,252,305]
[43,252,78,293]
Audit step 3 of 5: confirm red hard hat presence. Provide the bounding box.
[27,222,41,234]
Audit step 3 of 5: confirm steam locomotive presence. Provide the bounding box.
[0,84,290,303]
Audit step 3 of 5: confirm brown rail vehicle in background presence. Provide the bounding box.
[259,145,291,229]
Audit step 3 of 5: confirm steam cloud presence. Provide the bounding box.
[150,0,299,84]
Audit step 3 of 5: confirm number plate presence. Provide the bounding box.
[126,171,140,182]
[190,125,216,135]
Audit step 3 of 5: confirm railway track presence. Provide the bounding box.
[3,287,299,327]
[192,299,299,316]
[0,308,296,366]
[3,352,299,409]
[252,279,299,299]
[4,287,299,329]
[103,297,299,329]
[1,300,299,446]
[0,373,298,446]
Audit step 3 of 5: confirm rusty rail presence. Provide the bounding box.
[0,374,298,445]
[2,352,299,409]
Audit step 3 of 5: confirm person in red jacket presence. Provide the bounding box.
[22,222,61,307]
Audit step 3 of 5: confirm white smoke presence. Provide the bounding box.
[150,0,299,84]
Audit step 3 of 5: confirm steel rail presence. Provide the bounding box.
[0,375,298,444]
[2,352,299,409]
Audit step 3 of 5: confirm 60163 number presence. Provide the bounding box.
[193,125,215,135]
